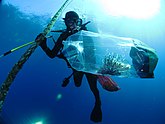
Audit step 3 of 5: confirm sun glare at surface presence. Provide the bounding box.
[100,0,160,19]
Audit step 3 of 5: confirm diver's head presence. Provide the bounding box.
[63,11,82,30]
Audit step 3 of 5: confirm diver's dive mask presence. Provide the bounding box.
[65,17,82,30]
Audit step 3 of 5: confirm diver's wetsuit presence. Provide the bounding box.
[39,26,102,122]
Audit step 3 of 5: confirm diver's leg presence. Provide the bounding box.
[86,74,101,104]
[73,69,84,87]
[86,73,102,122]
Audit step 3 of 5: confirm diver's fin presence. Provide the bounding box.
[61,72,73,87]
[90,103,102,122]
[98,75,120,92]
[62,78,70,87]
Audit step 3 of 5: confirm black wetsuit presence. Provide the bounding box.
[40,27,101,106]
[39,26,102,122]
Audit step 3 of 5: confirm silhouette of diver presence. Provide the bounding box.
[35,11,119,122]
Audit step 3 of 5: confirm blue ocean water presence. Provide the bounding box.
[0,0,165,124]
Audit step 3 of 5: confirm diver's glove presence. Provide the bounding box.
[35,33,47,50]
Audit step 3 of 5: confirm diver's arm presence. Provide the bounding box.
[41,39,63,58]
[35,33,53,58]
[36,33,64,58]
[37,37,56,58]
[41,46,56,59]
[49,32,69,58]
[40,26,87,58]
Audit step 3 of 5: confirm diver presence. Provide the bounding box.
[35,11,103,122]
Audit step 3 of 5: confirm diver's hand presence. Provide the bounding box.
[35,33,46,44]
[35,33,47,49]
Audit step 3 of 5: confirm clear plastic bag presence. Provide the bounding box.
[62,30,158,78]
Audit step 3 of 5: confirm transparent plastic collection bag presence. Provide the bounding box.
[62,30,158,78]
